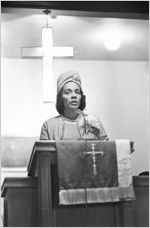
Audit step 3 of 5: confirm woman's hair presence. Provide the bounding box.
[56,87,86,115]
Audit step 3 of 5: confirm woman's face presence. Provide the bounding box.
[62,81,81,111]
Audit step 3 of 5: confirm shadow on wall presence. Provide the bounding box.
[1,137,38,167]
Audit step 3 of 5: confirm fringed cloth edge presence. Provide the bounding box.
[59,185,135,205]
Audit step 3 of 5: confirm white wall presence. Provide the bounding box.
[1,58,149,175]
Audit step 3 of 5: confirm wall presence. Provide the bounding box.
[1,58,149,175]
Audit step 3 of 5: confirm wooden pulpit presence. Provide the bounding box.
[1,141,149,227]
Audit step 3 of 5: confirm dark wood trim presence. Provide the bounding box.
[133,175,149,187]
[1,177,38,197]
[38,151,55,226]
[27,140,56,176]
[1,1,149,19]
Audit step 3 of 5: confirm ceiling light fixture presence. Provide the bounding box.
[104,33,121,51]
[103,24,122,51]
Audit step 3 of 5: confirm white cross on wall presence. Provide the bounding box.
[83,143,104,176]
[21,27,74,103]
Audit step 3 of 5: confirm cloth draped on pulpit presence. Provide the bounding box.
[56,140,135,205]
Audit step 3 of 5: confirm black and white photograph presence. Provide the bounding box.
[1,1,149,227]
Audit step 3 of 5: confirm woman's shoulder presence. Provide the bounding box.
[42,115,61,126]
[84,111,108,140]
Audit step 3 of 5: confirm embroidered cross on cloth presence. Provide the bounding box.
[56,140,135,205]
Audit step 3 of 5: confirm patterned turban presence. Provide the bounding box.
[57,71,82,93]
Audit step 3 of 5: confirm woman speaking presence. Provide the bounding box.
[40,71,108,141]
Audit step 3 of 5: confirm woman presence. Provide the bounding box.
[40,71,109,140]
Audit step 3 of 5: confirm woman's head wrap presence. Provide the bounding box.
[57,71,82,93]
